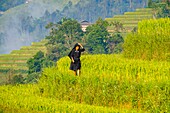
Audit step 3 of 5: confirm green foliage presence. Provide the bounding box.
[148,0,153,8]
[44,18,124,66]
[10,74,24,85]
[85,18,109,54]
[46,18,83,48]
[157,2,170,18]
[27,51,45,74]
[148,0,170,18]
[107,33,124,53]
[123,18,170,61]
[45,18,84,66]
[110,21,125,33]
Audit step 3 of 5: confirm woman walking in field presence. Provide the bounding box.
[68,43,85,76]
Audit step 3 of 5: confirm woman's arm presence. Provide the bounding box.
[71,57,74,63]
[78,43,85,52]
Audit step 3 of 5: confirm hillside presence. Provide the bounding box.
[0,54,169,112]
[0,0,80,54]
[0,0,148,54]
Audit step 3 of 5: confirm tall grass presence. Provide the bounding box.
[123,18,170,61]
[39,54,170,112]
[0,84,133,113]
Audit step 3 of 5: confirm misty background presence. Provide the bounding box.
[0,0,148,54]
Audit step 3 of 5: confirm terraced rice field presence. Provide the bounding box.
[106,8,153,32]
[0,40,47,84]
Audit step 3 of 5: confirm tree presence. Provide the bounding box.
[27,51,45,74]
[110,21,124,33]
[85,18,109,54]
[45,18,84,65]
[148,0,170,18]
[46,18,83,49]
[107,33,124,53]
[11,74,24,85]
[148,0,154,8]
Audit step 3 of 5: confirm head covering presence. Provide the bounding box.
[68,43,80,59]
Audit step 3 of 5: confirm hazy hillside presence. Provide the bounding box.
[0,0,26,12]
[0,0,80,54]
[0,0,148,54]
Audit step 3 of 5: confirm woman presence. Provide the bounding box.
[68,43,85,76]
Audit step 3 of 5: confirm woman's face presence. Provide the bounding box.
[75,46,79,50]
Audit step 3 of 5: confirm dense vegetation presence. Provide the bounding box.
[123,18,170,61]
[148,0,170,18]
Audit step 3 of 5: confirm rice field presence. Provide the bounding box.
[106,8,154,32]
[0,54,169,112]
